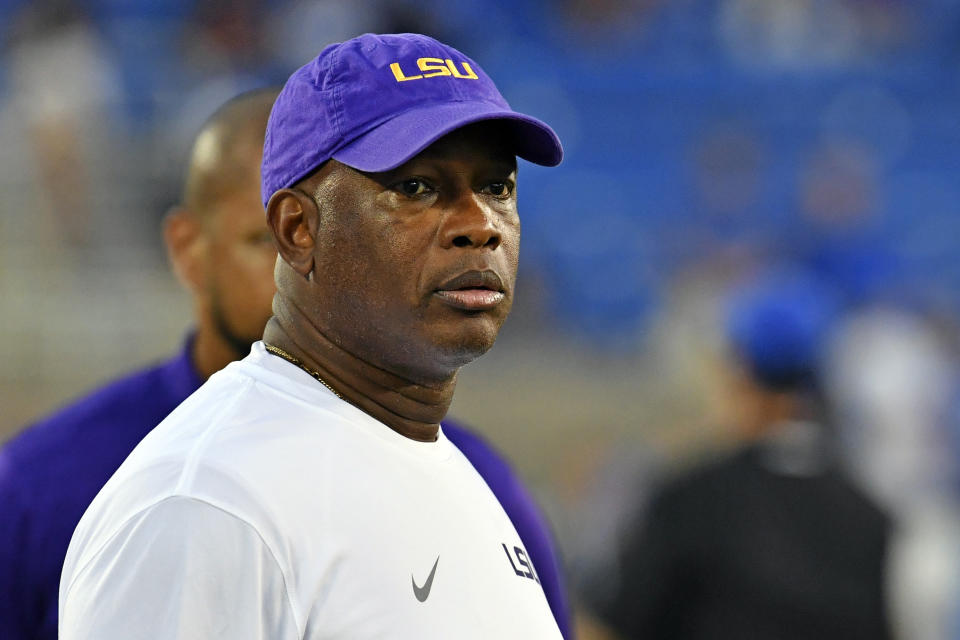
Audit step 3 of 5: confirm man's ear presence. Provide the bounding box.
[163,206,206,293]
[266,188,317,278]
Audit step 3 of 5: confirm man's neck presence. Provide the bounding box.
[261,316,454,442]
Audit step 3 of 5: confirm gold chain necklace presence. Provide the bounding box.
[262,343,343,399]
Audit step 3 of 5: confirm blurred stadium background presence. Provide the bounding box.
[3,0,960,637]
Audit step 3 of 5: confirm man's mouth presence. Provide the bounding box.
[434,270,506,311]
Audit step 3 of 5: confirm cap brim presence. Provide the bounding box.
[332,102,563,172]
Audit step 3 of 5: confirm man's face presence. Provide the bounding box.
[305,122,520,382]
[203,164,278,355]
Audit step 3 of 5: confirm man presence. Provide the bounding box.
[598,270,892,640]
[5,73,568,637]
[58,34,565,637]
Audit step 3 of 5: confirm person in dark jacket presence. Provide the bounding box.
[602,269,892,640]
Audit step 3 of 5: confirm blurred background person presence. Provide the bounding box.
[825,306,960,640]
[592,268,893,639]
[3,0,122,261]
[0,88,280,640]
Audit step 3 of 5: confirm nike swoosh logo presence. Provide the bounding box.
[411,555,440,602]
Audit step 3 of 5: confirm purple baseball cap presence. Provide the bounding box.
[261,33,563,207]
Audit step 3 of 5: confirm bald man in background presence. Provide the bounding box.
[0,88,570,639]
[0,88,280,640]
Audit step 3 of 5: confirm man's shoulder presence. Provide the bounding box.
[443,421,513,477]
[62,372,283,563]
[441,421,539,535]
[103,365,344,502]
[1,355,188,485]
[642,447,774,524]
[0,352,196,624]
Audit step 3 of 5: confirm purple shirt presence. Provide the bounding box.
[0,339,571,639]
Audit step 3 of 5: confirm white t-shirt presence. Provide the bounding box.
[59,342,561,639]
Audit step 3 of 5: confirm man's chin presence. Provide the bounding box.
[210,297,267,361]
[431,324,502,369]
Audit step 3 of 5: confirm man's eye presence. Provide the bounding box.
[483,182,513,197]
[396,179,430,196]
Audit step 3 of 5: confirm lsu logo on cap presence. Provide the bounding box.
[390,58,479,82]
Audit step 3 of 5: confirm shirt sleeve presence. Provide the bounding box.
[59,496,299,640]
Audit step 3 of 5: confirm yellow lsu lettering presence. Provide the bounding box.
[390,58,479,82]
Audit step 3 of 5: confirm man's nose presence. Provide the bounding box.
[439,195,502,250]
